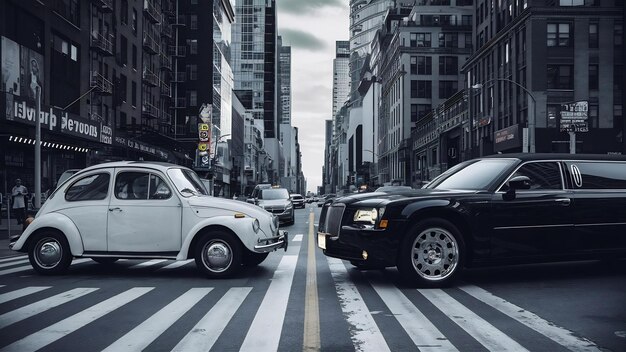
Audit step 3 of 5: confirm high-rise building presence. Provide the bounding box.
[333,41,350,118]
[279,36,291,125]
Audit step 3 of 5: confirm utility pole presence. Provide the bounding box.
[34,87,41,209]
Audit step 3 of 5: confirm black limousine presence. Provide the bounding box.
[317,154,626,287]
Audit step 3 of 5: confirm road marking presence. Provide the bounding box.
[240,254,299,351]
[327,257,390,352]
[0,286,50,304]
[459,285,602,352]
[103,287,211,352]
[366,273,458,351]
[419,289,529,352]
[0,258,90,276]
[0,287,98,329]
[173,287,252,352]
[2,287,153,352]
[0,255,27,263]
[293,234,303,242]
[157,259,194,271]
[303,212,320,351]
[0,259,30,269]
[129,259,167,269]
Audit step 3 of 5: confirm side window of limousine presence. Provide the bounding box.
[567,162,626,189]
[502,162,562,191]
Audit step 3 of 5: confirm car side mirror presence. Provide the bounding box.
[503,175,531,201]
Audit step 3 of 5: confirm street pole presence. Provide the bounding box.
[34,87,41,209]
[467,88,473,159]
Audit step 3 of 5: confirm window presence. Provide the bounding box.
[187,90,197,106]
[120,74,127,102]
[115,172,149,200]
[131,81,137,106]
[504,162,562,191]
[413,56,431,75]
[120,35,128,66]
[439,56,458,75]
[439,80,458,99]
[462,15,472,26]
[438,33,458,48]
[190,15,198,30]
[412,80,431,98]
[187,64,198,80]
[132,45,137,69]
[547,105,559,128]
[547,65,573,89]
[132,9,138,34]
[568,162,626,189]
[188,39,198,55]
[417,104,431,120]
[614,105,623,130]
[589,65,598,90]
[54,0,80,27]
[411,33,431,47]
[547,23,571,47]
[615,23,623,47]
[410,57,417,75]
[121,0,128,25]
[615,65,624,93]
[589,23,598,48]
[589,104,598,128]
[464,33,473,49]
[65,173,111,201]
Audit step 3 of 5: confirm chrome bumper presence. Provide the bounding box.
[254,230,288,252]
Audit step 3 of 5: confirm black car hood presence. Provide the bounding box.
[335,189,477,207]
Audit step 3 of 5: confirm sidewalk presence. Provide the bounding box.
[0,218,24,257]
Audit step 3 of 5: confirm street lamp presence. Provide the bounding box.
[472,78,536,153]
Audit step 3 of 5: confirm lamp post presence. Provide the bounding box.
[472,78,536,153]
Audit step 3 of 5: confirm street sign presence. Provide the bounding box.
[560,101,588,133]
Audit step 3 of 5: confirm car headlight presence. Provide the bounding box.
[286,203,293,210]
[352,207,385,228]
[252,218,260,233]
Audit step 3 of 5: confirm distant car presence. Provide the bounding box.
[256,188,294,225]
[375,186,413,193]
[10,161,287,278]
[290,194,305,209]
[317,194,336,207]
[247,184,272,204]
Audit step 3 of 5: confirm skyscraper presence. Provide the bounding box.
[332,41,350,118]
[279,37,291,125]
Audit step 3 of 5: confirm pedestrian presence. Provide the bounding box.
[11,178,28,225]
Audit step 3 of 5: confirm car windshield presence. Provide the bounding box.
[426,159,517,191]
[166,168,209,196]
[259,188,289,200]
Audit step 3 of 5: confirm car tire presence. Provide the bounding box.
[28,231,73,275]
[243,251,269,266]
[195,230,242,279]
[92,257,119,265]
[397,218,465,288]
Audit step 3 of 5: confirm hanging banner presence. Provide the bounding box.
[560,100,588,133]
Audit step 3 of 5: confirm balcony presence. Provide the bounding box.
[90,32,114,56]
[162,1,175,17]
[142,68,159,87]
[142,102,159,119]
[172,71,186,83]
[160,110,172,124]
[168,45,186,57]
[92,0,113,12]
[143,32,159,55]
[161,22,172,39]
[90,71,113,95]
[173,14,186,26]
[160,82,171,98]
[173,97,187,109]
[159,53,172,71]
[143,0,160,23]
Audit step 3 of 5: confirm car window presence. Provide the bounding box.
[149,174,172,199]
[429,159,516,190]
[501,162,562,191]
[65,173,110,202]
[167,168,209,196]
[567,162,626,189]
[115,172,149,200]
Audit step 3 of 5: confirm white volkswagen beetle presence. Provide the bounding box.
[10,161,287,278]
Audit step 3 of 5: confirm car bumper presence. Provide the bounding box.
[275,210,294,223]
[318,224,403,266]
[255,230,288,252]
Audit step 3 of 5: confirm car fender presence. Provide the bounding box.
[400,199,453,220]
[178,216,262,260]
[11,212,85,256]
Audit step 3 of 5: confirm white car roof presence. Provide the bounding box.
[78,161,188,175]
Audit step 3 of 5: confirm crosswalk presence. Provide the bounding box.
[0,254,603,351]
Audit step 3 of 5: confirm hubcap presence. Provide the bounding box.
[34,238,62,268]
[202,240,233,273]
[411,227,458,281]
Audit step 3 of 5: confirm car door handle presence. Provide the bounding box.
[108,207,122,212]
[554,198,571,206]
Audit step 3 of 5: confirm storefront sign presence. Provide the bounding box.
[560,101,588,133]
[113,134,170,161]
[494,124,521,152]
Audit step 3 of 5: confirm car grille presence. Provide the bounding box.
[267,207,285,214]
[322,204,345,237]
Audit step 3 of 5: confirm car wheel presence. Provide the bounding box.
[243,251,269,266]
[92,257,119,265]
[28,231,72,275]
[397,218,465,288]
[195,230,242,278]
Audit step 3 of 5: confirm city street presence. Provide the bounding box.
[0,205,624,352]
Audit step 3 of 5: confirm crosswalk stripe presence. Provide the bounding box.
[292,234,303,242]
[419,289,529,352]
[0,259,30,269]
[129,259,167,269]
[327,258,390,352]
[1,287,154,352]
[240,254,299,351]
[157,259,194,271]
[366,275,458,351]
[173,287,252,352]
[102,287,212,352]
[0,288,98,329]
[0,258,91,276]
[0,255,27,263]
[0,286,50,304]
[459,285,602,352]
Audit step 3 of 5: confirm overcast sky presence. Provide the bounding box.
[277,0,350,193]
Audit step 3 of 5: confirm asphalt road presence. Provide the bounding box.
[0,204,625,351]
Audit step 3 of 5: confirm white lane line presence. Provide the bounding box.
[292,234,303,242]
[419,289,529,352]
[0,288,98,329]
[327,258,390,352]
[2,287,154,352]
[240,255,299,351]
[0,286,50,304]
[0,255,27,263]
[459,285,602,352]
[367,277,458,351]
[0,259,30,269]
[157,259,194,271]
[173,287,252,352]
[103,287,212,352]
[0,258,90,276]
[129,259,167,269]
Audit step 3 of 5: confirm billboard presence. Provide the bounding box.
[560,101,588,133]
[1,36,44,104]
